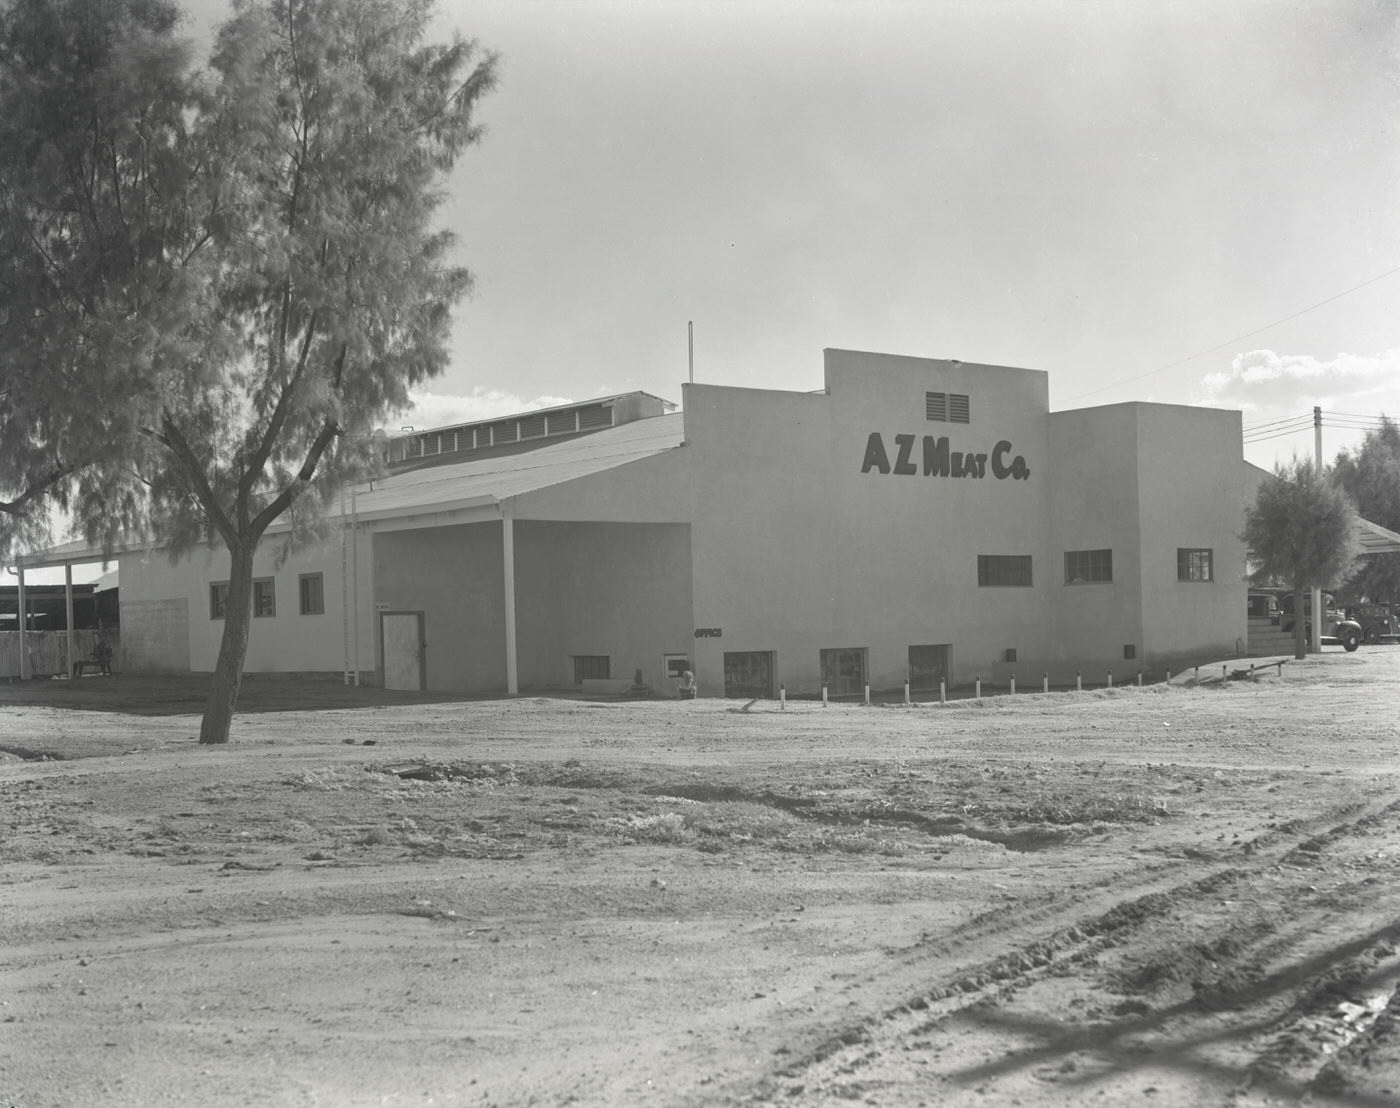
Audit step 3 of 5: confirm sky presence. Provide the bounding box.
[10,0,1400,584]
[172,0,1399,468]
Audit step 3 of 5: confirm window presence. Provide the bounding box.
[978,554,1033,587]
[1123,644,1137,660]
[253,577,276,617]
[926,391,971,423]
[820,647,867,697]
[573,655,610,682]
[723,651,774,698]
[299,573,325,615]
[1003,648,1018,663]
[663,654,691,680]
[1065,549,1113,584]
[210,582,229,620]
[908,644,950,692]
[1177,548,1214,582]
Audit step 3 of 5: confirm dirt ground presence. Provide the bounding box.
[3,652,1400,1108]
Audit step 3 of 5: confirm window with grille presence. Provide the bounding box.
[1177,548,1213,582]
[253,578,276,617]
[926,391,970,423]
[210,582,229,620]
[1065,548,1113,584]
[299,573,324,615]
[573,655,610,682]
[978,554,1033,587]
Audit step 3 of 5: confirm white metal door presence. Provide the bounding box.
[382,612,424,690]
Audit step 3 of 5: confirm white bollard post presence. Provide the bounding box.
[975,676,982,699]
[939,678,946,704]
[1137,669,1143,687]
[1166,669,1171,685]
[1076,671,1082,692]
[1107,671,1113,689]
[864,683,871,706]
[1009,674,1016,696]
[822,684,828,708]
[1042,673,1049,694]
[904,680,910,706]
[780,684,786,709]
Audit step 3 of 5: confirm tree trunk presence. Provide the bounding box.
[1294,588,1307,661]
[199,540,257,744]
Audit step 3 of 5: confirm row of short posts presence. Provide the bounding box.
[806,662,1263,705]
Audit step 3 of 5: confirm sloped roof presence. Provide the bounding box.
[1358,517,1400,555]
[352,412,685,520]
[17,414,686,567]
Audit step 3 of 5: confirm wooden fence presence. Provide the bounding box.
[0,629,123,679]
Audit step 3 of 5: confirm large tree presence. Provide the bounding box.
[1,0,497,744]
[0,0,202,562]
[1332,415,1400,603]
[158,0,495,743]
[1243,456,1361,659]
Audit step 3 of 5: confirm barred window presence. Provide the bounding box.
[1065,549,1113,584]
[299,573,325,615]
[1177,548,1213,582]
[978,554,1033,587]
[210,582,229,620]
[573,655,610,682]
[253,578,276,617]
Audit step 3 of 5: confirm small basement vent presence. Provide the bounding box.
[1123,644,1136,660]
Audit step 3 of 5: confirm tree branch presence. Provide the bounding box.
[145,418,239,549]
[250,417,339,538]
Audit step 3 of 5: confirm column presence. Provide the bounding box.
[502,513,518,695]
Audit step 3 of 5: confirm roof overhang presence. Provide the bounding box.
[1358,517,1400,555]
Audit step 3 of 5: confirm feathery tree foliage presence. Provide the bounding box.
[0,0,497,743]
[1243,456,1360,659]
[0,0,201,562]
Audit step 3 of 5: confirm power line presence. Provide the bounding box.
[1061,263,1400,405]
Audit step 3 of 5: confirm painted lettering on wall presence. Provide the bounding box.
[694,627,723,638]
[861,434,1030,481]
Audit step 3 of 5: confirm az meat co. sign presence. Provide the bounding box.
[861,434,1030,481]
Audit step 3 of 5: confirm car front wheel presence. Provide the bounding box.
[1342,627,1361,652]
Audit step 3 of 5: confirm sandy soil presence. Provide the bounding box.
[3,651,1400,1108]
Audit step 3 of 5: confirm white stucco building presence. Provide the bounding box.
[21,349,1272,696]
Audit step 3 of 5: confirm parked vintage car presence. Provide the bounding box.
[1342,601,1400,644]
[1279,592,1363,652]
[1247,591,1281,623]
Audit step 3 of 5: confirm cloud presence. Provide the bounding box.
[1196,349,1400,413]
[393,387,578,431]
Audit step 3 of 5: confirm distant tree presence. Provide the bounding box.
[0,0,201,563]
[1332,415,1400,604]
[1243,456,1361,659]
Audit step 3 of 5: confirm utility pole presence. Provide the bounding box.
[1311,406,1323,653]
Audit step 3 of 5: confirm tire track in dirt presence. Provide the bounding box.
[738,796,1400,1107]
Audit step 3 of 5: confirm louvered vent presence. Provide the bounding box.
[925,392,947,421]
[578,405,613,431]
[949,394,970,423]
